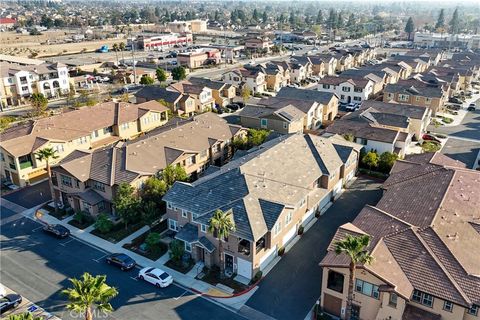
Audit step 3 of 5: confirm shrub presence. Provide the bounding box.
[252,271,263,283]
[169,239,185,262]
[435,134,447,139]
[298,225,304,235]
[278,246,285,256]
[378,152,398,173]
[315,210,321,218]
[145,232,161,251]
[73,211,86,224]
[441,116,453,124]
[94,213,113,234]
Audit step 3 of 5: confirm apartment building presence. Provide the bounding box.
[319,153,479,320]
[169,82,216,112]
[51,113,244,216]
[317,76,375,104]
[244,37,274,53]
[163,134,362,280]
[188,77,236,107]
[237,104,305,134]
[0,61,70,108]
[135,86,196,116]
[0,101,169,187]
[222,68,266,94]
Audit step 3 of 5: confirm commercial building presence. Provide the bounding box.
[414,32,480,50]
[168,20,207,33]
[128,33,193,51]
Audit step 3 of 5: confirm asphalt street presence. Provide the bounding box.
[2,180,51,208]
[246,178,383,320]
[0,207,246,320]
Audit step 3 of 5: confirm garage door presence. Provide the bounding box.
[346,170,355,182]
[332,180,343,198]
[323,293,342,317]
[282,226,297,246]
[318,191,332,210]
[236,257,252,279]
[302,208,316,225]
[259,247,277,271]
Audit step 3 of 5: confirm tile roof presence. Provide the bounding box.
[402,304,441,320]
[135,86,183,104]
[360,100,428,120]
[276,87,337,105]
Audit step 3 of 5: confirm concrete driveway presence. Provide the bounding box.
[245,178,383,320]
[2,180,51,209]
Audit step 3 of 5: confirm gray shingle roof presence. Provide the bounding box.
[175,223,199,243]
[276,87,336,105]
[135,86,182,104]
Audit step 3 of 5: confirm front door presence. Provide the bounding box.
[198,247,205,262]
[224,254,234,273]
[351,304,360,320]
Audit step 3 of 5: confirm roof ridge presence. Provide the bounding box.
[110,148,117,186]
[384,165,445,187]
[412,228,472,306]
[364,204,414,229]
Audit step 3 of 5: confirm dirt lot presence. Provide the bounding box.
[0,31,125,58]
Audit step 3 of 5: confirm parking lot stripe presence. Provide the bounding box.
[59,238,75,246]
[93,254,108,263]
[174,290,188,301]
[32,226,44,232]
[130,276,138,281]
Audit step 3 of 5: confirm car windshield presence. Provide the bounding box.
[159,272,170,280]
[145,267,154,273]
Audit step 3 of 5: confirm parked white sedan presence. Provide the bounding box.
[138,267,173,288]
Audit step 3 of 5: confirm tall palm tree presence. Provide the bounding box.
[35,147,59,214]
[208,209,236,278]
[112,43,119,66]
[62,272,118,320]
[119,42,126,62]
[334,234,373,320]
[7,312,43,320]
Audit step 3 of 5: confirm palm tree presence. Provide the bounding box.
[112,43,119,65]
[208,209,236,278]
[119,42,126,62]
[35,147,59,214]
[62,272,118,320]
[7,312,43,320]
[334,234,373,320]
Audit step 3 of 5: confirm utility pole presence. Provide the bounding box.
[129,31,137,84]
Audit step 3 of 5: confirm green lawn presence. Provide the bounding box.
[422,141,441,153]
[91,221,145,243]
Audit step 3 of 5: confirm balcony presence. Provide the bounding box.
[238,239,251,256]
[19,161,33,170]
[256,237,266,254]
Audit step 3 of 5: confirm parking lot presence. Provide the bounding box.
[0,210,246,320]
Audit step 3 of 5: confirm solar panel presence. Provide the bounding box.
[278,111,293,121]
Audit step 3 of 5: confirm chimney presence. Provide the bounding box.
[114,102,120,125]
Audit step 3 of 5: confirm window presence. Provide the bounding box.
[285,212,292,225]
[425,97,431,104]
[422,293,434,308]
[412,290,422,303]
[82,201,91,213]
[261,118,268,128]
[53,144,64,153]
[342,86,351,92]
[98,201,105,211]
[273,221,281,236]
[93,130,99,138]
[93,181,105,192]
[201,224,207,233]
[22,86,28,91]
[468,305,479,316]
[443,300,453,312]
[167,202,173,210]
[103,126,113,134]
[354,87,363,93]
[353,96,361,101]
[323,84,330,89]
[399,94,410,102]
[298,197,306,207]
[182,210,188,218]
[329,171,336,180]
[283,122,288,129]
[121,122,129,130]
[168,219,178,231]
[327,270,344,293]
[389,293,398,308]
[61,175,73,187]
[0,153,4,162]
[416,96,420,102]
[186,155,195,166]
[185,241,192,252]
[412,290,434,308]
[341,94,345,100]
[76,136,88,145]
[75,179,80,188]
[355,279,380,299]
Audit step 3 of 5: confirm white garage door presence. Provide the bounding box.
[332,180,343,198]
[346,170,355,182]
[259,247,277,271]
[236,257,252,279]
[319,191,332,210]
[282,226,297,247]
[302,208,316,224]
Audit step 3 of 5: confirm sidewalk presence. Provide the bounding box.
[22,208,255,311]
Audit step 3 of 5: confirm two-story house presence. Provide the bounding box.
[135,86,196,116]
[317,76,374,104]
[237,104,305,134]
[0,101,169,187]
[169,82,215,112]
[319,153,479,320]
[188,77,236,107]
[163,134,362,281]
[51,113,245,216]
[222,68,266,94]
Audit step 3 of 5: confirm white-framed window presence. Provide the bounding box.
[167,202,173,210]
[182,210,188,218]
[389,293,398,308]
[399,94,410,102]
[121,122,129,130]
[425,97,431,104]
[93,181,106,192]
[323,84,330,89]
[412,290,422,303]
[283,122,288,129]
[285,212,292,225]
[261,118,268,128]
[443,300,453,312]
[355,279,380,299]
[53,144,64,153]
[353,96,361,101]
[61,175,73,187]
[341,86,351,92]
[273,221,281,236]
[468,305,479,316]
[76,136,88,145]
[412,290,434,308]
[185,241,192,252]
[168,219,178,231]
[416,96,420,102]
[201,224,207,233]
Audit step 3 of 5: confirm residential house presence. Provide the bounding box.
[0,61,70,108]
[222,68,266,94]
[290,56,313,83]
[0,101,169,187]
[317,76,374,104]
[382,61,414,80]
[169,81,216,112]
[255,62,290,92]
[244,37,274,54]
[315,54,338,76]
[275,87,339,127]
[331,52,354,73]
[339,69,387,97]
[384,79,449,115]
[177,48,221,69]
[135,86,196,116]
[308,56,326,78]
[319,153,480,320]
[188,77,236,107]
[51,113,245,216]
[163,133,362,280]
[237,104,305,134]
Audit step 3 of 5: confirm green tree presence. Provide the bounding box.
[155,68,167,83]
[316,10,323,24]
[141,176,167,203]
[160,164,188,188]
[62,273,118,320]
[171,66,186,81]
[169,239,185,262]
[119,42,126,62]
[113,183,140,229]
[94,213,113,234]
[379,152,398,173]
[405,17,415,41]
[35,148,59,214]
[112,43,119,66]
[362,151,379,170]
[141,201,160,226]
[252,9,259,22]
[346,13,355,28]
[435,9,445,31]
[449,8,460,34]
[145,232,161,251]
[334,235,373,320]
[139,75,155,85]
[248,128,270,146]
[208,209,236,278]
[30,93,48,116]
[7,313,43,320]
[262,11,268,24]
[289,12,296,26]
[0,116,15,133]
[241,86,251,104]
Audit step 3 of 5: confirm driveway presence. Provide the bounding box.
[246,178,383,320]
[2,180,51,208]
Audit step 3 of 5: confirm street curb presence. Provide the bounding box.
[189,276,262,299]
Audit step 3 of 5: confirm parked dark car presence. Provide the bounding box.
[106,253,136,271]
[226,104,241,111]
[0,294,22,314]
[43,224,70,238]
[235,102,245,109]
[446,104,461,111]
[468,103,476,111]
[449,97,463,104]
[422,134,441,143]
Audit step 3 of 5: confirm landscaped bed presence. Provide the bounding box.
[41,203,73,220]
[422,141,441,153]
[122,222,168,260]
[441,116,454,124]
[91,221,145,243]
[198,267,248,294]
[165,258,195,274]
[68,216,94,229]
